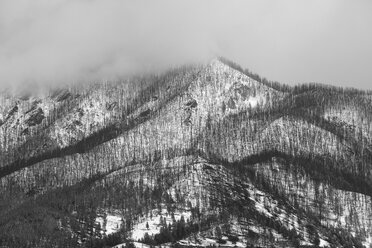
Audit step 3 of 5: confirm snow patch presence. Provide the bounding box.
[131,208,192,241]
[95,213,123,235]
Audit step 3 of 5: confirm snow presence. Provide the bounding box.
[50,96,109,148]
[112,241,158,248]
[254,200,273,217]
[324,107,372,142]
[179,235,246,248]
[319,238,330,247]
[255,160,372,246]
[131,208,192,241]
[363,235,372,248]
[95,213,123,235]
[245,95,262,108]
[2,61,371,248]
[260,116,354,162]
[106,215,123,235]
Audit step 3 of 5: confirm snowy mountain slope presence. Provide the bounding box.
[0,59,282,190]
[253,160,372,247]
[0,58,371,248]
[89,157,363,247]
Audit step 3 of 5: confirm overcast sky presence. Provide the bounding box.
[0,0,371,90]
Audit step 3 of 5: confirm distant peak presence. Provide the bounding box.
[207,57,232,70]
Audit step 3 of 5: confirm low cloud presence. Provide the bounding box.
[0,0,216,89]
[1,0,372,90]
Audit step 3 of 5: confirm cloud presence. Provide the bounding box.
[0,0,216,88]
[1,0,372,90]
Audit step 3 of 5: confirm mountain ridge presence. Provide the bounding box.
[0,58,372,248]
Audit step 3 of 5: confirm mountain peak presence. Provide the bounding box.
[1,58,372,248]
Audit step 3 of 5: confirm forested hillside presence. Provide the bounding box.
[0,58,371,248]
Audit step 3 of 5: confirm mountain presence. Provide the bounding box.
[0,58,371,248]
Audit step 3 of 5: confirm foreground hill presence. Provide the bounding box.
[0,59,371,248]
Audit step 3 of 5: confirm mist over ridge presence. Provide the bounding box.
[1,0,372,90]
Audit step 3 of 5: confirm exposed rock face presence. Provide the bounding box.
[184,98,197,125]
[139,109,151,118]
[0,59,371,248]
[106,102,118,111]
[51,89,72,102]
[25,107,45,126]
[234,84,251,99]
[227,97,236,109]
[5,104,18,122]
[185,98,197,109]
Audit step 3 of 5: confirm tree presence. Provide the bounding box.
[125,241,136,248]
[215,226,222,240]
[143,232,153,245]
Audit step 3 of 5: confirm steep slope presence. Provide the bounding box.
[0,65,201,176]
[0,58,371,248]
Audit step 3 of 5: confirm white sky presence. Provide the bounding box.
[0,0,371,89]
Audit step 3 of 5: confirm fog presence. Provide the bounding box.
[1,0,371,90]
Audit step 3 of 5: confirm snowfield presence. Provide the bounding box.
[95,213,123,235]
[131,208,192,241]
